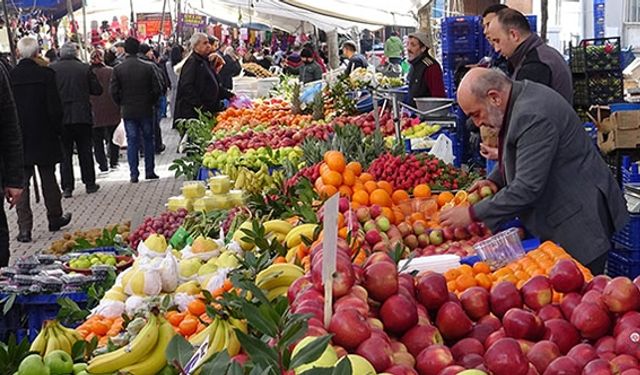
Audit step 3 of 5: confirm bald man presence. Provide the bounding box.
[441,68,627,274]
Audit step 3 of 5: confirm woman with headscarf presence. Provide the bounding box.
[166,45,184,119]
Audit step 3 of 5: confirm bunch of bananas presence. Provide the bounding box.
[87,314,176,375]
[30,320,83,356]
[284,224,319,262]
[234,166,284,194]
[189,316,247,371]
[232,219,293,251]
[256,263,305,301]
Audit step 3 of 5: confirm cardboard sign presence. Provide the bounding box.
[178,13,208,30]
[136,13,172,37]
[322,193,339,328]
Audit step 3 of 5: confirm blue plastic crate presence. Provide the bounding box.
[613,214,640,251]
[607,251,640,278]
[442,51,480,72]
[526,15,537,32]
[0,303,21,342]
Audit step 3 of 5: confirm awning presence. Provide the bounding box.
[5,0,83,19]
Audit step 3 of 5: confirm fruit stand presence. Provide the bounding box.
[2,78,640,375]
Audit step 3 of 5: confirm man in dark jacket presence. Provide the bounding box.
[139,43,167,154]
[342,40,367,76]
[50,42,103,198]
[0,52,24,266]
[218,47,241,90]
[110,37,162,183]
[488,8,573,104]
[175,32,231,121]
[299,48,323,84]
[406,32,446,106]
[11,37,72,242]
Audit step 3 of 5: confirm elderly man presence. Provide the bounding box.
[440,68,627,274]
[175,32,231,121]
[406,31,445,106]
[110,37,162,183]
[487,8,573,104]
[11,37,71,242]
[50,42,103,198]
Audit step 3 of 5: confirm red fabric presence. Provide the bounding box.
[422,63,446,98]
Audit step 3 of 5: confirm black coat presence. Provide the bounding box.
[0,60,24,189]
[110,55,162,119]
[50,57,103,125]
[10,59,64,166]
[175,52,224,120]
[218,54,241,90]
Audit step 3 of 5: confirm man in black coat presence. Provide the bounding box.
[11,37,72,242]
[110,37,162,183]
[50,42,103,198]
[0,54,24,266]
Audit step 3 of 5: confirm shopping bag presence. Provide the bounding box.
[429,133,455,165]
[112,121,127,148]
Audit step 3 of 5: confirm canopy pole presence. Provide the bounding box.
[158,0,168,45]
[1,0,17,65]
[81,0,88,61]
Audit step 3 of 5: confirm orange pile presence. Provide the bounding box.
[215,100,312,131]
[166,298,211,338]
[445,242,593,295]
[76,315,125,346]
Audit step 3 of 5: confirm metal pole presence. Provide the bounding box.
[158,0,168,45]
[129,0,135,38]
[391,94,402,145]
[1,0,17,65]
[81,0,88,61]
[372,89,380,132]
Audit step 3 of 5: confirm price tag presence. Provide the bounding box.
[184,340,209,375]
[322,193,339,328]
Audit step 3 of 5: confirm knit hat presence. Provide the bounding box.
[139,43,151,55]
[300,48,313,58]
[90,49,104,65]
[408,32,429,48]
[124,37,140,54]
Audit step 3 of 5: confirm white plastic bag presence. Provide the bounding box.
[112,121,127,148]
[428,134,455,165]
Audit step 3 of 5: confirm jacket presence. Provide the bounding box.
[50,57,103,125]
[472,81,628,265]
[218,55,242,90]
[10,58,64,165]
[407,51,446,106]
[0,60,24,189]
[174,52,223,120]
[110,55,162,119]
[299,61,323,84]
[508,34,573,104]
[345,54,368,76]
[384,36,403,59]
[90,64,121,127]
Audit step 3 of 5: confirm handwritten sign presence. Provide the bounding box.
[322,193,339,328]
[179,13,208,30]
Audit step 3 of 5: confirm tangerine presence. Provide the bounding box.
[392,190,410,204]
[472,261,491,275]
[475,273,493,290]
[319,163,330,176]
[338,185,353,198]
[167,311,186,326]
[364,181,378,194]
[319,185,338,198]
[352,190,369,206]
[413,184,432,198]
[92,321,109,336]
[456,274,477,292]
[381,207,394,221]
[437,191,455,207]
[342,169,356,186]
[314,176,325,191]
[346,161,363,176]
[458,264,474,276]
[188,299,207,316]
[324,151,346,172]
[322,170,343,187]
[359,172,375,182]
[179,317,198,336]
[370,189,392,207]
[377,181,394,195]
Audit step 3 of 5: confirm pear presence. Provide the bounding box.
[191,236,219,253]
[144,234,168,253]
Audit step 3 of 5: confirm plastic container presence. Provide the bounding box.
[613,213,640,251]
[228,190,245,207]
[167,196,193,212]
[181,181,206,199]
[209,176,231,194]
[473,228,525,269]
[398,255,461,275]
[441,16,481,54]
[607,251,640,278]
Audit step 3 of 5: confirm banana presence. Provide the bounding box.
[228,317,248,335]
[285,247,297,263]
[87,314,159,374]
[223,320,241,357]
[285,224,318,248]
[232,221,255,251]
[120,319,176,375]
[263,220,293,235]
[266,285,290,301]
[30,326,48,355]
[256,263,305,291]
[51,325,72,354]
[188,322,214,347]
[44,327,62,357]
[57,322,84,343]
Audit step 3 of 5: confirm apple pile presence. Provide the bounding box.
[283,163,322,193]
[332,111,419,136]
[128,209,188,250]
[208,124,333,152]
[289,249,640,375]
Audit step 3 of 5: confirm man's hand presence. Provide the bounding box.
[4,187,23,209]
[467,179,499,195]
[440,207,473,229]
[480,143,498,160]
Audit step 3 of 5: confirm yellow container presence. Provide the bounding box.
[228,190,245,207]
[167,196,193,212]
[181,181,206,199]
[209,176,231,194]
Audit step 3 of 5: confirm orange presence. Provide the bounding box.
[319,163,330,176]
[342,169,356,186]
[447,280,457,292]
[458,264,474,276]
[370,189,392,207]
[456,274,477,292]
[413,184,432,198]
[92,321,109,336]
[352,190,369,206]
[437,191,455,207]
[314,176,325,191]
[322,170,343,187]
[514,270,530,281]
[337,212,345,228]
[166,311,185,326]
[393,210,405,225]
[381,207,394,221]
[324,151,346,172]
[319,185,338,198]
[353,182,365,192]
[444,268,461,281]
[338,185,353,198]
[475,273,493,290]
[392,190,410,204]
[377,181,394,195]
[409,212,426,223]
[179,317,198,336]
[188,299,207,316]
[472,261,491,275]
[359,172,374,182]
[364,181,378,194]
[346,161,362,176]
[454,191,468,205]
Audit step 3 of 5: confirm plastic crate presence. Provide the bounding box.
[613,214,640,251]
[442,51,479,71]
[607,251,640,278]
[526,15,537,32]
[0,304,21,342]
[441,16,481,54]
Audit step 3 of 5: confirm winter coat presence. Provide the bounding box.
[90,64,121,127]
[50,56,103,125]
[110,55,162,119]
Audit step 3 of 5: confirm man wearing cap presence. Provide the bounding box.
[113,41,125,66]
[342,40,368,76]
[406,31,445,106]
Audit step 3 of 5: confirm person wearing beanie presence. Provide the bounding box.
[341,40,367,76]
[89,48,121,172]
[299,48,322,84]
[405,31,445,106]
[110,36,163,183]
[50,42,103,198]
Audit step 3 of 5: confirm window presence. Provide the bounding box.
[627,0,640,23]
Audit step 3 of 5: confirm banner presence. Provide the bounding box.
[136,13,172,38]
[178,13,208,31]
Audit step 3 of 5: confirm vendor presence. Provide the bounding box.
[440,68,628,275]
[342,40,367,76]
[406,31,445,106]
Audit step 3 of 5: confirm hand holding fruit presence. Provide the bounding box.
[467,179,498,197]
[440,206,473,229]
[480,143,499,160]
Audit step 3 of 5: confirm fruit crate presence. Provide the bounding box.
[441,16,481,54]
[607,250,640,278]
[570,46,586,73]
[0,292,87,342]
[613,214,640,251]
[588,71,624,104]
[581,37,621,71]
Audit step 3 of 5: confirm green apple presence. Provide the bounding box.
[337,354,376,375]
[72,363,87,375]
[292,336,338,374]
[18,354,49,375]
[44,350,73,375]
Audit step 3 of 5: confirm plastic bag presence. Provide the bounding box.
[92,300,125,319]
[137,240,172,259]
[112,121,127,148]
[229,95,253,109]
[300,82,323,104]
[428,134,455,165]
[174,292,197,313]
[158,254,179,293]
[123,266,163,296]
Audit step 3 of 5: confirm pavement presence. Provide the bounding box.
[6,118,185,260]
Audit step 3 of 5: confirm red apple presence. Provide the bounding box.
[519,339,535,355]
[287,275,313,304]
[458,353,485,369]
[334,295,370,316]
[415,344,455,375]
[484,328,506,350]
[522,276,553,311]
[560,292,582,320]
[398,273,416,297]
[437,365,466,375]
[364,252,395,268]
[311,254,354,298]
[582,359,614,375]
[386,364,419,375]
[479,315,502,331]
[611,354,639,373]
[614,311,640,336]
[380,294,419,335]
[599,352,616,361]
[328,309,371,350]
[567,343,599,369]
[543,319,580,354]
[390,340,408,353]
[484,338,529,375]
[549,259,584,293]
[460,287,491,321]
[417,273,450,312]
[436,302,473,342]
[356,335,394,372]
[416,305,431,326]
[527,340,561,374]
[470,323,498,345]
[392,351,416,369]
[581,290,607,311]
[490,281,523,318]
[538,305,564,322]
[402,324,444,357]
[543,356,580,375]
[615,327,640,358]
[603,277,640,313]
[571,302,612,340]
[503,308,545,341]
[364,261,399,302]
[451,338,485,361]
[583,275,611,294]
[623,370,640,375]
